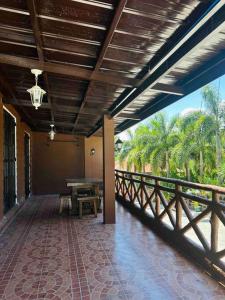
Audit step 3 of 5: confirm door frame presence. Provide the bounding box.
[24,131,31,198]
[3,106,17,204]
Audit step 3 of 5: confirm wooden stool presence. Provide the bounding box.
[78,196,98,219]
[59,193,72,214]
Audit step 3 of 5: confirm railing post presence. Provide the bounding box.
[122,173,125,199]
[155,179,160,217]
[211,191,219,253]
[140,175,144,209]
[175,184,182,230]
[129,174,133,203]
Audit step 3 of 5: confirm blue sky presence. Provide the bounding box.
[119,74,225,139]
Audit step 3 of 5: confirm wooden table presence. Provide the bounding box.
[66,178,103,215]
[66,178,103,187]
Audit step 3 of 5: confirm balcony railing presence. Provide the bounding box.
[115,169,225,275]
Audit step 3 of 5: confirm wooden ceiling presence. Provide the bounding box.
[0,0,225,136]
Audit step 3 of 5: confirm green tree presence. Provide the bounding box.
[146,113,178,177]
[202,85,224,170]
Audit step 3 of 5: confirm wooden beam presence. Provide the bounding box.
[26,0,55,123]
[117,113,140,120]
[151,83,184,96]
[87,2,225,136]
[110,2,225,118]
[0,53,138,88]
[94,0,127,72]
[4,98,105,115]
[73,0,127,132]
[3,99,50,109]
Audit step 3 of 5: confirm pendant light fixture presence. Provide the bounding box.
[27,69,46,110]
[49,124,56,141]
[115,138,123,151]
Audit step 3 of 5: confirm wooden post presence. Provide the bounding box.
[0,93,3,220]
[176,184,182,230]
[103,115,115,224]
[211,191,219,253]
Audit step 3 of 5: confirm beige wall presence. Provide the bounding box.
[0,96,104,219]
[0,98,32,220]
[84,136,103,179]
[32,132,85,195]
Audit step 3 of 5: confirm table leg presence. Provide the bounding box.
[94,199,97,218]
[79,201,82,219]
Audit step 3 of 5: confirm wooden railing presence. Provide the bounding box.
[115,169,225,274]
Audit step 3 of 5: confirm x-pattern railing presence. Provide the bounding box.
[115,169,225,272]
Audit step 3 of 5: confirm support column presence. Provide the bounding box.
[103,115,115,224]
[0,93,3,220]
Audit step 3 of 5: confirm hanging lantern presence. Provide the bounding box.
[49,124,56,141]
[115,138,123,151]
[27,69,46,110]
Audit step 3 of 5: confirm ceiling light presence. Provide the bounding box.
[27,69,46,110]
[115,138,123,151]
[49,124,56,141]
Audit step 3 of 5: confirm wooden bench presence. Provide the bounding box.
[78,196,98,219]
[76,184,99,219]
[59,193,72,214]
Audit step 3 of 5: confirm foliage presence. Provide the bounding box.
[116,84,225,186]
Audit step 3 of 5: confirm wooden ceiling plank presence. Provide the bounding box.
[26,0,55,123]
[0,53,138,87]
[4,98,105,116]
[117,113,140,120]
[3,98,50,109]
[87,1,225,137]
[73,0,127,132]
[94,0,127,72]
[151,83,184,96]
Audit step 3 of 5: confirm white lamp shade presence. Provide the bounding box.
[49,130,55,141]
[27,85,46,110]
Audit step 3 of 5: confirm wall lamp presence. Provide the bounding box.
[90,148,95,156]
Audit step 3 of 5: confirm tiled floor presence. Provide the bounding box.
[0,196,224,300]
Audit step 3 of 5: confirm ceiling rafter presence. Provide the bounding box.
[0,53,138,88]
[26,0,54,124]
[72,0,128,133]
[4,98,106,115]
[87,0,225,137]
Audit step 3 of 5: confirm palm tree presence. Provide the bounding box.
[172,117,195,181]
[116,128,149,172]
[146,113,178,177]
[173,111,214,181]
[202,85,224,170]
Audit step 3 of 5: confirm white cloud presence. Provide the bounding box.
[180,107,202,117]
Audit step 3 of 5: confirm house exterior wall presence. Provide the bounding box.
[32,132,85,195]
[0,93,104,218]
[0,95,32,220]
[84,136,103,179]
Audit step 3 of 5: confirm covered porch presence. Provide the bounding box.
[0,0,225,299]
[0,196,224,299]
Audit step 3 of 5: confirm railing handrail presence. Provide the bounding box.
[115,169,225,195]
[115,168,225,274]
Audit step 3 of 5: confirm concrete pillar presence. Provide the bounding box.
[103,115,115,224]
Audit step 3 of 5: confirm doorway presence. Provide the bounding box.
[3,109,16,214]
[24,133,30,198]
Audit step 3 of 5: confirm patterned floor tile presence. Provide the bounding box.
[0,196,224,300]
